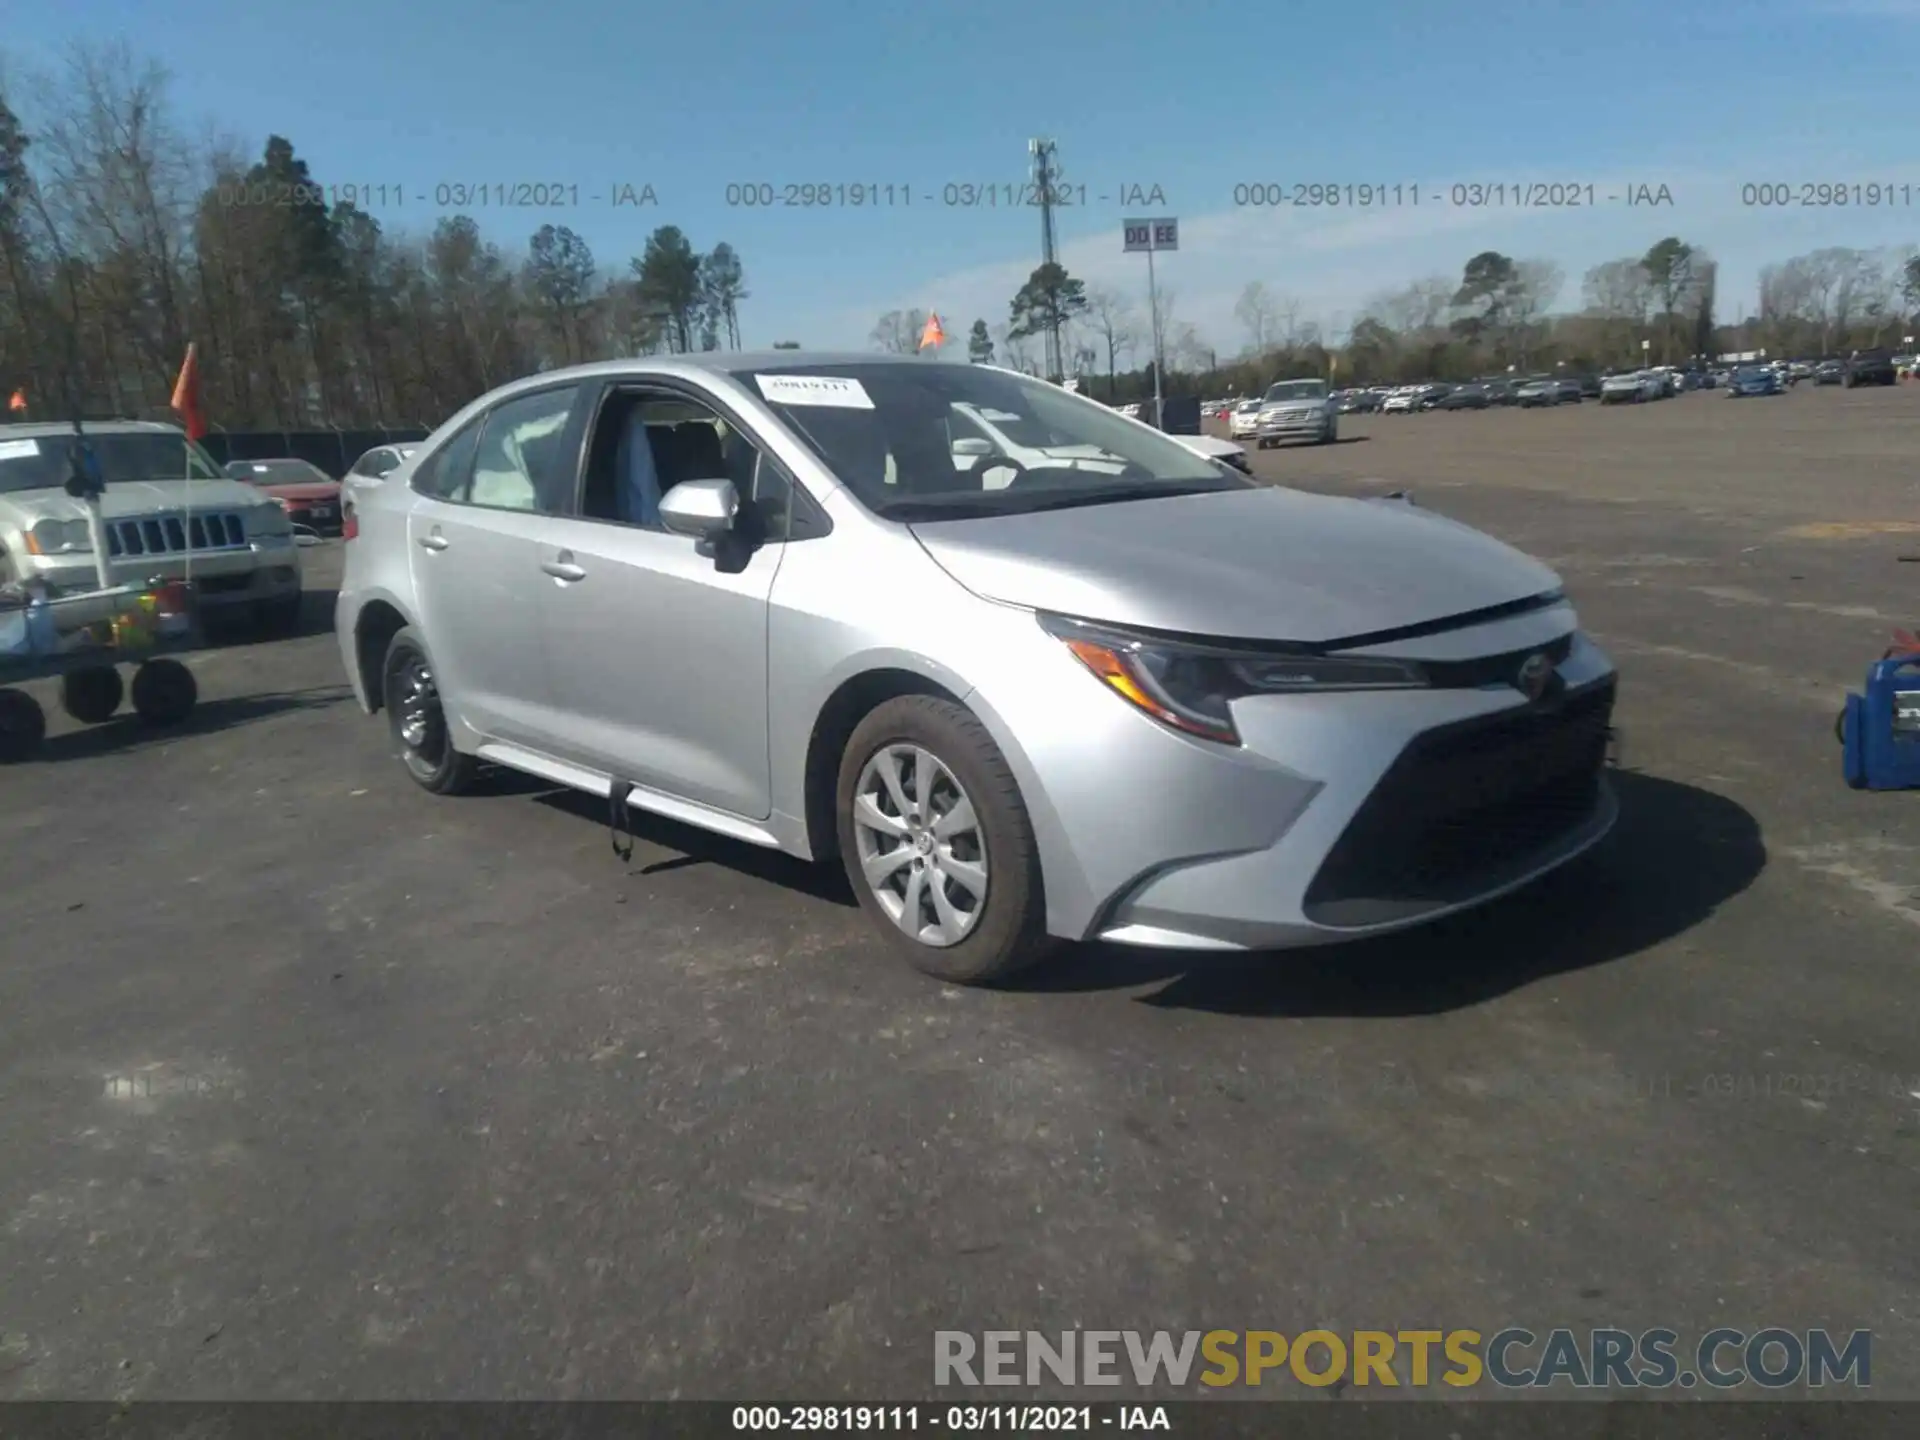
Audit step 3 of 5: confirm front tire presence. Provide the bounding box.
[382,626,477,795]
[836,695,1054,985]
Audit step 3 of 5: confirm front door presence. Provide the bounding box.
[535,388,785,820]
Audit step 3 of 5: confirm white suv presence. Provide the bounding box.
[0,421,303,630]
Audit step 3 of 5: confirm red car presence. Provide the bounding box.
[224,458,344,534]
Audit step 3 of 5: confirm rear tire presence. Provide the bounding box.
[382,626,477,795]
[836,695,1055,985]
[60,665,124,725]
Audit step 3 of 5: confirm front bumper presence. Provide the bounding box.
[1002,624,1618,953]
[1257,412,1334,441]
[21,537,302,608]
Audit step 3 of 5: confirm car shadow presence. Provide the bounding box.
[1004,770,1763,1016]
[530,786,859,908]
[33,682,355,761]
[195,586,340,646]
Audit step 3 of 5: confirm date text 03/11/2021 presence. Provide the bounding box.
[1230,182,1676,208]
[215,182,659,209]
[730,1406,1168,1432]
[721,183,1170,209]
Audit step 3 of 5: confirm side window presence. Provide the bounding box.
[410,419,484,502]
[468,385,581,514]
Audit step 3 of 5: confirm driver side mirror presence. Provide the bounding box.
[658,478,739,540]
[951,437,993,458]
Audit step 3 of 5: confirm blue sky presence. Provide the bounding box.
[6,0,1919,354]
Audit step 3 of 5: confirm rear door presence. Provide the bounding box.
[404,383,588,749]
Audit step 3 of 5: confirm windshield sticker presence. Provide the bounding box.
[0,438,41,460]
[755,374,874,410]
[976,409,1023,422]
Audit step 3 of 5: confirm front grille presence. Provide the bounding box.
[1303,676,1616,926]
[105,512,247,558]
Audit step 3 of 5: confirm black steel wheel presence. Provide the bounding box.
[381,626,476,795]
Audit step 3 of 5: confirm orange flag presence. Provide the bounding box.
[919,313,946,350]
[6,389,24,413]
[170,343,207,440]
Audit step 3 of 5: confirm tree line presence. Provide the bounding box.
[877,238,1920,401]
[0,44,758,432]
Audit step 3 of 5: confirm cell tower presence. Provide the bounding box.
[1029,138,1063,382]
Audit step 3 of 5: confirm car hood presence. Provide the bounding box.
[911,485,1560,644]
[1,477,271,524]
[1170,434,1243,459]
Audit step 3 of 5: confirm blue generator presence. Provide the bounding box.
[1841,651,1920,790]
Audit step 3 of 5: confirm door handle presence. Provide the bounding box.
[541,560,587,582]
[417,533,449,551]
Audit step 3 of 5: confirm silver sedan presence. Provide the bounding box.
[337,353,1618,984]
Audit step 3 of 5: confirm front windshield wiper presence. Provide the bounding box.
[1013,481,1234,513]
[880,481,1233,523]
[874,498,1014,521]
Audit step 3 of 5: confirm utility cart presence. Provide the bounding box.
[0,579,204,762]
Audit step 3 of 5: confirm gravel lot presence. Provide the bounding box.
[1,382,1916,1401]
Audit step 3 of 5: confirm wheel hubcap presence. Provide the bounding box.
[852,744,988,948]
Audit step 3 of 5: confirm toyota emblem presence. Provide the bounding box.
[1516,652,1554,700]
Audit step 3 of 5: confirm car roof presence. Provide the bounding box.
[433,351,1006,420]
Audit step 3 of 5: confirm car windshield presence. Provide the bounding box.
[233,459,332,484]
[1236,400,1261,411]
[0,430,225,496]
[738,362,1244,520]
[1263,380,1327,402]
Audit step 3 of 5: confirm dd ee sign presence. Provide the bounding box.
[1123,218,1178,253]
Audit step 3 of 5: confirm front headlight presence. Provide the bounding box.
[25,518,92,555]
[245,502,293,538]
[1041,613,1428,746]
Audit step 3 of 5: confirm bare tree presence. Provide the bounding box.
[1582,258,1654,364]
[1233,281,1279,354]
[1507,258,1565,368]
[869,308,926,354]
[1168,320,1210,372]
[1367,275,1453,339]
[1079,284,1135,396]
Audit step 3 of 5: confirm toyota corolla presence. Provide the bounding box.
[336,353,1619,985]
